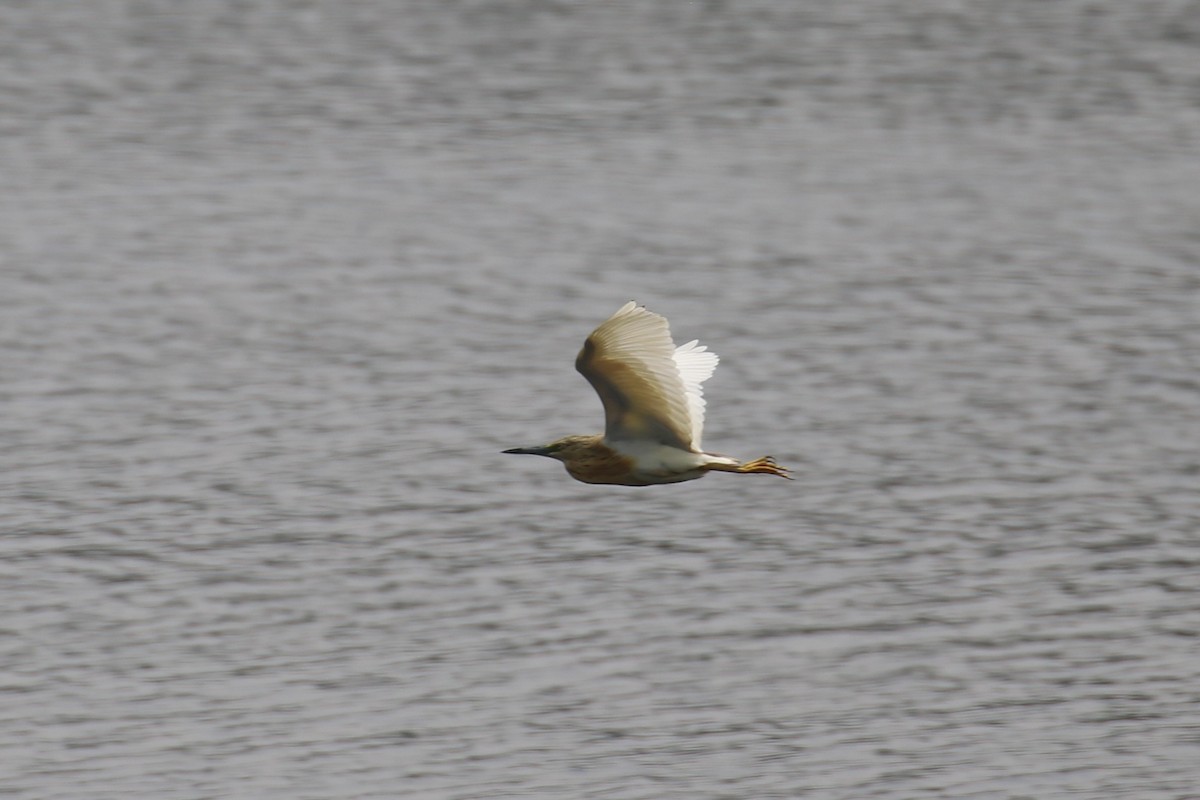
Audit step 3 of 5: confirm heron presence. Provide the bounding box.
[503,301,792,486]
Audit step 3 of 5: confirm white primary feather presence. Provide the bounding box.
[671,339,719,448]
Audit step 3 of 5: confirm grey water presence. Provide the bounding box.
[2,2,1199,798]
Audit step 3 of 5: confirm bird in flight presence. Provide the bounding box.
[504,301,791,486]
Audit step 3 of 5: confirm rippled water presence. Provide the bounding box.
[3,2,1199,798]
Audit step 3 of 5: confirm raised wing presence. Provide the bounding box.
[575,302,718,450]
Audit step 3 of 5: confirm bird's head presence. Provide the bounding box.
[502,435,597,462]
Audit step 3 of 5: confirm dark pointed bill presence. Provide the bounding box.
[502,446,551,456]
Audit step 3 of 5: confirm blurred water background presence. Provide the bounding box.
[2,2,1199,798]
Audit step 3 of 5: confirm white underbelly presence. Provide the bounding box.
[607,440,733,484]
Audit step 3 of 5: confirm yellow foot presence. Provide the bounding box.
[736,456,793,480]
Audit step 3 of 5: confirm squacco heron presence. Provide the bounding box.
[504,301,792,486]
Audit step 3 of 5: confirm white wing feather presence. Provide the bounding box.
[672,339,719,449]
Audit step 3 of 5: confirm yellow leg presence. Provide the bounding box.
[709,456,793,479]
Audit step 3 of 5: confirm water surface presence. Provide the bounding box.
[2,2,1198,798]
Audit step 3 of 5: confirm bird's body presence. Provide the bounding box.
[549,433,724,486]
[504,302,791,486]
